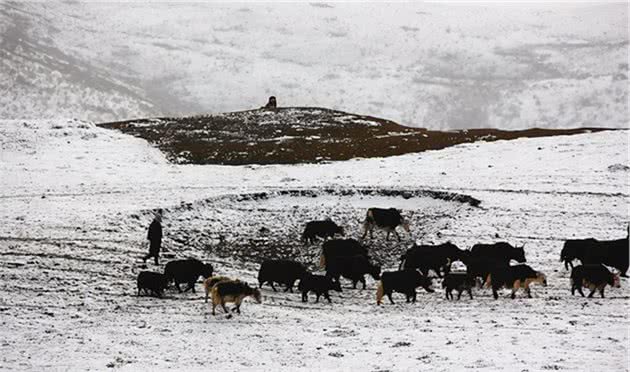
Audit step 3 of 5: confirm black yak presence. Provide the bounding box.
[362,208,410,241]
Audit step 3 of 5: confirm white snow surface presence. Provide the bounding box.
[0,120,629,371]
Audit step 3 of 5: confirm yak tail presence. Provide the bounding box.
[376,281,384,305]
[319,252,326,269]
[484,274,492,288]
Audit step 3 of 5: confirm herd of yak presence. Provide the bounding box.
[136,208,629,316]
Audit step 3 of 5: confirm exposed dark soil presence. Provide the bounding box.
[98,107,614,165]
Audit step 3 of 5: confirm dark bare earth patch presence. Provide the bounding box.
[98,107,613,165]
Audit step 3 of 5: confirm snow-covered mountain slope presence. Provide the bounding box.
[0,120,628,370]
[100,107,609,164]
[1,2,627,129]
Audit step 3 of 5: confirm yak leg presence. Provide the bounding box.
[220,299,229,313]
[315,293,321,303]
[468,288,473,300]
[360,276,367,290]
[445,289,451,300]
[587,286,597,298]
[457,290,463,300]
[233,298,243,313]
[598,285,606,298]
[175,282,183,293]
[269,282,277,292]
[324,291,331,303]
[576,285,586,297]
[301,291,308,303]
[525,284,532,298]
[387,292,395,304]
[492,288,499,300]
[283,281,294,293]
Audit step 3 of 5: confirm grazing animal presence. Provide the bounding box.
[461,256,509,285]
[561,228,629,277]
[137,271,169,298]
[298,273,342,303]
[485,264,547,299]
[470,242,526,265]
[164,258,214,293]
[257,259,307,292]
[326,255,381,289]
[376,269,434,305]
[211,280,262,315]
[399,242,468,277]
[302,219,344,244]
[570,264,621,298]
[362,208,410,241]
[204,276,232,303]
[442,272,479,300]
[560,238,596,270]
[320,238,368,268]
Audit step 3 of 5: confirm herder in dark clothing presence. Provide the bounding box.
[143,209,163,265]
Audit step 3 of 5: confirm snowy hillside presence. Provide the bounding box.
[1,2,628,129]
[100,107,609,164]
[0,120,628,370]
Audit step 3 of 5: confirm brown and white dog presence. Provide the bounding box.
[211,280,262,316]
[203,276,232,303]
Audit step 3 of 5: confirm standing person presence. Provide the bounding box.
[143,209,163,265]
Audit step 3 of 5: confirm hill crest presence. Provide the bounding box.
[99,107,612,165]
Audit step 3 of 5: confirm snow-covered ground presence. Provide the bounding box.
[1,2,627,129]
[0,121,628,370]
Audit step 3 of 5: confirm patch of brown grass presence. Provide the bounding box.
[98,107,613,165]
